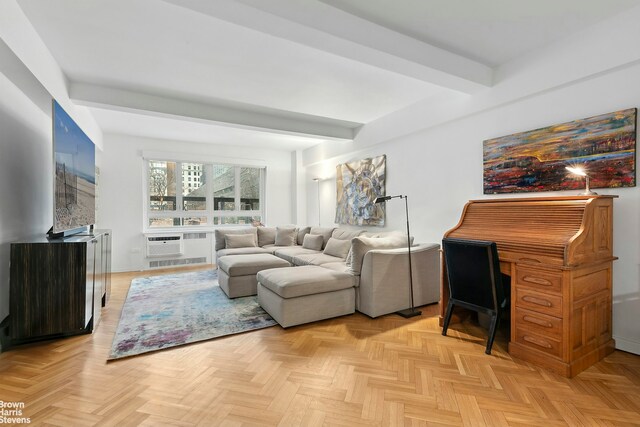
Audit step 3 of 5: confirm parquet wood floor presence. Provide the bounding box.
[0,265,639,426]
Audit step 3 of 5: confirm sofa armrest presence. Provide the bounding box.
[357,243,440,318]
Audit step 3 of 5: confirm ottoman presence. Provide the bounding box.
[257,266,356,328]
[217,254,291,298]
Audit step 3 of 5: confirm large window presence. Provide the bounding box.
[146,159,264,228]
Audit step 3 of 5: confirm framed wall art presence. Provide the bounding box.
[335,154,386,226]
[483,108,636,194]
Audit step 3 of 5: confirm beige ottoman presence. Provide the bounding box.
[257,266,356,328]
[217,254,291,298]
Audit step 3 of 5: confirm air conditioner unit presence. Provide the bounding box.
[146,234,184,257]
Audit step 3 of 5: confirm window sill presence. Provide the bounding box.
[143,224,254,235]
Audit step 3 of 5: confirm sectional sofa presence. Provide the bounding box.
[214,225,440,326]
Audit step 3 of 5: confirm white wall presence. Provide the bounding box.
[99,134,294,272]
[0,72,52,331]
[305,62,640,355]
[0,4,103,344]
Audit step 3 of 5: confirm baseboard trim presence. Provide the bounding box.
[613,335,640,355]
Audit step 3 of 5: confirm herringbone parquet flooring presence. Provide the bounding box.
[0,265,639,426]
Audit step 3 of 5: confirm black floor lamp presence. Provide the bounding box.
[374,195,421,318]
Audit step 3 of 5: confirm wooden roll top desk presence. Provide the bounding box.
[441,195,616,377]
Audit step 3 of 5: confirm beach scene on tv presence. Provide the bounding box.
[53,101,95,233]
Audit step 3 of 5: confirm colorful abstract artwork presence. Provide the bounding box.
[483,109,636,194]
[335,154,386,226]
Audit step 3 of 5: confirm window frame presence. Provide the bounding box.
[143,157,265,231]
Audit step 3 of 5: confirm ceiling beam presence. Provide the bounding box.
[162,0,493,94]
[69,83,360,141]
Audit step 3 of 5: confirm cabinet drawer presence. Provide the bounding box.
[516,288,562,317]
[514,307,562,339]
[516,266,562,294]
[515,328,562,358]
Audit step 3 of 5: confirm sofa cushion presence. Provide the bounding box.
[257,266,355,299]
[302,234,323,251]
[217,247,269,258]
[275,226,297,246]
[309,227,336,249]
[218,253,290,276]
[257,227,277,247]
[297,226,311,245]
[320,262,352,275]
[349,234,407,275]
[262,244,298,254]
[323,237,351,259]
[214,228,257,251]
[291,252,344,266]
[273,246,320,264]
[332,228,365,241]
[225,233,257,249]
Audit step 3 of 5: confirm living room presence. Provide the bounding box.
[1,0,640,425]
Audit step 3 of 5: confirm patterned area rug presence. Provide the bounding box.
[109,270,276,360]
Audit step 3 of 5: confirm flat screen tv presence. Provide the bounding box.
[51,100,95,237]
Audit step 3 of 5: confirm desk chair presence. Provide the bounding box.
[442,238,508,354]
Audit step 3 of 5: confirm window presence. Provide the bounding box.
[146,159,264,228]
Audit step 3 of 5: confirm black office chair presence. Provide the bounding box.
[441,238,509,354]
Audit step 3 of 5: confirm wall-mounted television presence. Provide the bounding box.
[50,100,95,238]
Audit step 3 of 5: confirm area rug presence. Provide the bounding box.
[108,270,276,360]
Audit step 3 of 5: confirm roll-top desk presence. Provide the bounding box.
[441,196,616,377]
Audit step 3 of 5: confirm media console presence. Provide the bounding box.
[8,229,111,345]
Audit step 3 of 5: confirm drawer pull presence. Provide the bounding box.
[522,275,552,286]
[523,335,553,349]
[519,257,541,263]
[523,315,553,328]
[522,295,552,307]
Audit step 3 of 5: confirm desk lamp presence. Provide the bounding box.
[566,166,598,195]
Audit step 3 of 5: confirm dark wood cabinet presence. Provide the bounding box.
[9,230,112,344]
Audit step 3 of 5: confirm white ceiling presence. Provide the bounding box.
[17,0,640,151]
[321,0,640,66]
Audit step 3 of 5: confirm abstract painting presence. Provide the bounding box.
[335,154,386,226]
[483,109,636,194]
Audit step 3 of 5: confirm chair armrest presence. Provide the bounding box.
[357,243,440,317]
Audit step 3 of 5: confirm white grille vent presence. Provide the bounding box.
[183,232,207,240]
[146,234,184,257]
[149,257,207,268]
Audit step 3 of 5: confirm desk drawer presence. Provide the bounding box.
[514,307,562,339]
[516,266,562,294]
[516,288,562,317]
[515,327,562,358]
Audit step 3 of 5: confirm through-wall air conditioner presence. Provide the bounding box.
[146,234,184,257]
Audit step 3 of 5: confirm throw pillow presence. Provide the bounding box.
[257,227,277,247]
[297,226,311,245]
[214,228,256,251]
[225,233,257,249]
[275,226,297,246]
[309,227,335,249]
[323,237,351,259]
[302,234,323,251]
[332,228,365,241]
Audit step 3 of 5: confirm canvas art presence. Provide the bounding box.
[335,155,386,226]
[483,108,637,194]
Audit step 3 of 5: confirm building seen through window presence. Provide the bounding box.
[147,160,263,228]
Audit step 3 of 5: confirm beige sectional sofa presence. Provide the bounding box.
[214,225,440,326]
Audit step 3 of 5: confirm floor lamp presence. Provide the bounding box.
[374,195,421,318]
[313,178,321,226]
